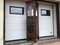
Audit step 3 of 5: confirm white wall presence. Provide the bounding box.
[53,4,57,37]
[5,0,27,41]
[0,0,3,45]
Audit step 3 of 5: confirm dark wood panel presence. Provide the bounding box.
[56,3,60,38]
[26,1,38,42]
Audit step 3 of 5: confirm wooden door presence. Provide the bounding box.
[26,1,38,41]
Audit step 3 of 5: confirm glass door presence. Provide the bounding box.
[26,1,38,41]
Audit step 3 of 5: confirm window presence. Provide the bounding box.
[41,9,50,16]
[10,6,24,15]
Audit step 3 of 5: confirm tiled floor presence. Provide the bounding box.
[5,38,60,45]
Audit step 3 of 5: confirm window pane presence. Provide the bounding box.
[41,9,50,16]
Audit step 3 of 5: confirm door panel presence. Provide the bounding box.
[39,4,53,37]
[26,1,38,41]
[5,1,27,41]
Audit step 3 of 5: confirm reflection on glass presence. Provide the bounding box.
[35,10,37,16]
[27,6,34,16]
[11,7,22,14]
[31,9,34,16]
[41,9,50,16]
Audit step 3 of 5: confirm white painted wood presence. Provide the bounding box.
[5,0,27,41]
[39,3,54,37]
[5,0,57,41]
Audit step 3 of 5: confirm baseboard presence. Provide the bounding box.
[5,35,54,42]
[38,35,57,40]
[39,35,54,38]
[5,38,27,42]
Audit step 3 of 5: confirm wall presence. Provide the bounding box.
[0,0,3,45]
[59,4,60,28]
[5,0,27,41]
[53,4,57,37]
[59,3,60,23]
[59,3,60,37]
[45,0,60,2]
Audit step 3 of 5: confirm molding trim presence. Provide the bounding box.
[5,39,27,42]
[56,3,60,38]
